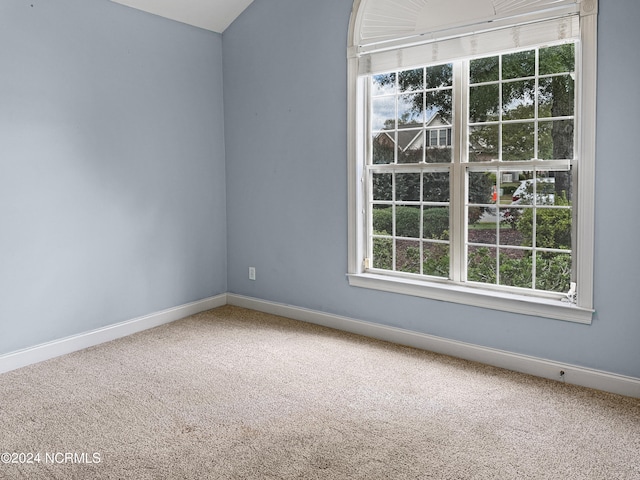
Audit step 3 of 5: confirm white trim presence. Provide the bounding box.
[574,11,597,311]
[347,273,593,323]
[227,294,639,398]
[0,294,227,375]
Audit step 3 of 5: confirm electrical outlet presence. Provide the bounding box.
[249,267,256,280]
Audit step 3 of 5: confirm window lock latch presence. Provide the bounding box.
[564,282,577,304]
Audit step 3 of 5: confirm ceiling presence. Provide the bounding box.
[110,0,255,33]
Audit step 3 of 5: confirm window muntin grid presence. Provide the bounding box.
[366,44,576,296]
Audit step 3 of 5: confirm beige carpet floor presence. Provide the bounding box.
[0,305,638,479]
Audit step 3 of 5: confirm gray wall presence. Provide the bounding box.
[0,0,227,354]
[223,0,640,378]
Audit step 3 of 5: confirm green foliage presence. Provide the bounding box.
[470,56,499,83]
[502,184,517,195]
[395,206,421,238]
[371,238,569,292]
[372,207,449,240]
[395,173,421,201]
[469,172,493,205]
[423,208,449,239]
[535,253,571,292]
[539,44,575,75]
[467,248,571,292]
[467,248,497,284]
[372,140,394,165]
[423,244,449,277]
[503,50,536,78]
[372,236,392,270]
[400,246,421,274]
[517,193,572,249]
[372,207,393,234]
[499,255,532,288]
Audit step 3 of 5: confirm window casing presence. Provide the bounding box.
[347,0,597,323]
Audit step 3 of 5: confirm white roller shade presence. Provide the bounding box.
[358,14,579,75]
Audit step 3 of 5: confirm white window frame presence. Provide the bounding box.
[346,0,597,323]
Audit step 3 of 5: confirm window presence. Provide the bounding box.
[426,128,452,148]
[347,0,597,323]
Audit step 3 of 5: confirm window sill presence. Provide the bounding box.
[347,273,593,324]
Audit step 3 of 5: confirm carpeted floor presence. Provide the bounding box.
[0,305,638,479]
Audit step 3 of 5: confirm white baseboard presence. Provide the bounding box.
[0,294,227,375]
[3,292,638,398]
[227,294,640,399]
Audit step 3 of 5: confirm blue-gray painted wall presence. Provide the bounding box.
[223,0,640,378]
[0,0,227,354]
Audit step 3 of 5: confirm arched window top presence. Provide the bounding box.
[349,0,597,56]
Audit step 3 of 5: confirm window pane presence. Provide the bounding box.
[426,91,452,124]
[536,252,572,293]
[372,96,395,131]
[538,76,574,118]
[510,171,535,205]
[467,246,497,284]
[536,207,572,249]
[502,50,535,79]
[396,173,421,201]
[398,131,423,163]
[538,120,574,160]
[502,80,535,120]
[426,63,453,89]
[502,123,534,161]
[423,242,449,278]
[470,56,499,84]
[396,240,421,273]
[539,44,575,75]
[499,208,529,246]
[398,93,424,127]
[372,236,393,269]
[423,207,449,240]
[470,84,499,123]
[372,72,396,96]
[395,205,420,238]
[372,173,392,201]
[468,171,494,205]
[550,170,573,204]
[498,174,518,205]
[372,132,394,164]
[468,214,497,245]
[500,250,532,288]
[423,172,450,202]
[372,206,392,234]
[426,143,452,163]
[535,172,558,206]
[469,125,498,162]
[399,68,424,92]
